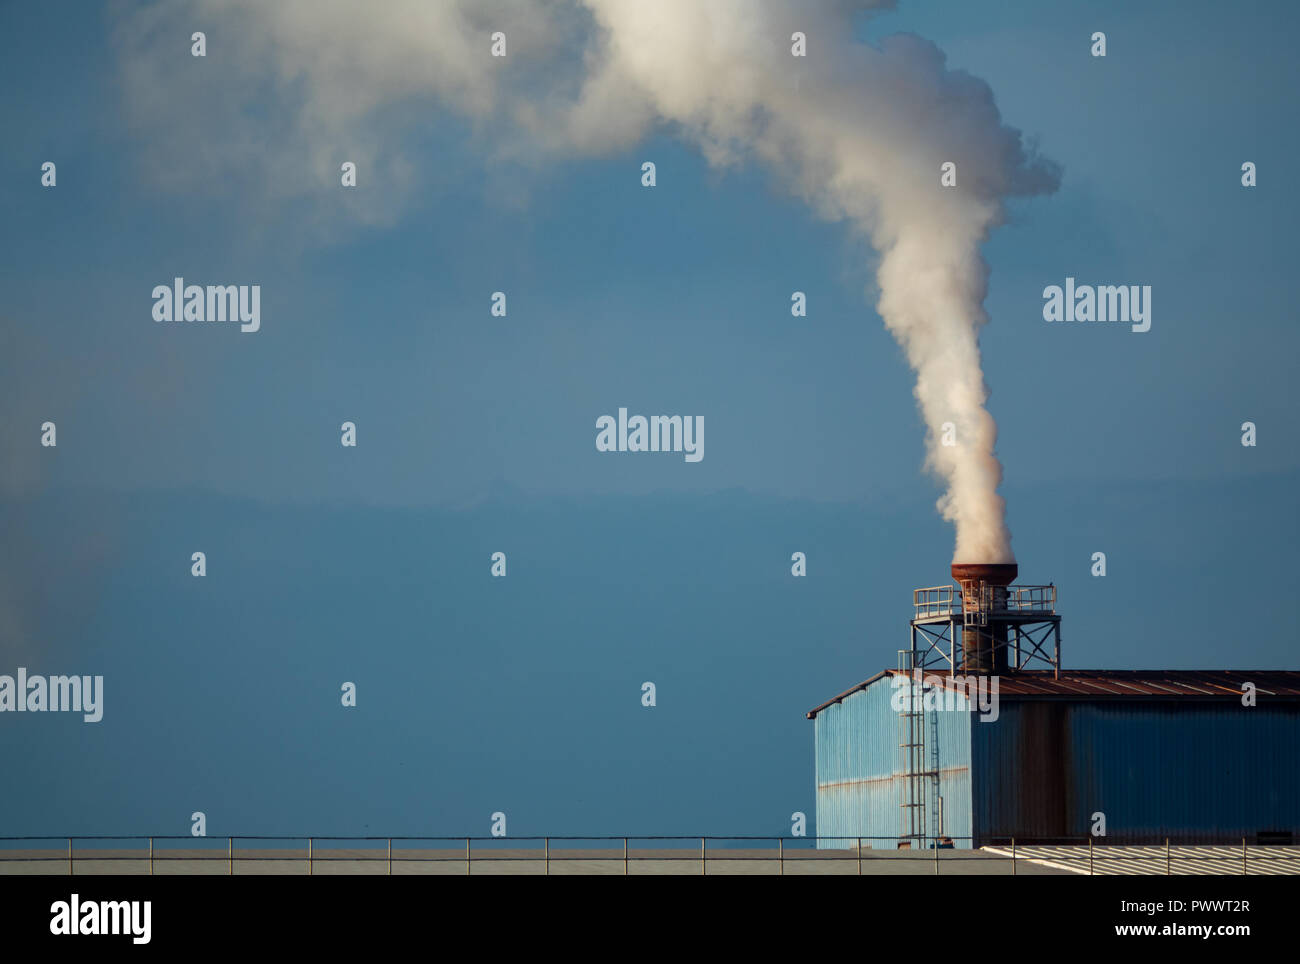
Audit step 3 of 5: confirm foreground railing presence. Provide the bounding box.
[0,835,1296,875]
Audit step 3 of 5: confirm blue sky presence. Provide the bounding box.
[0,0,1296,838]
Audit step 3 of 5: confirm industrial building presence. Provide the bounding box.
[807,564,1300,848]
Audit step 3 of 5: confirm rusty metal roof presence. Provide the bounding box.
[806,669,1300,718]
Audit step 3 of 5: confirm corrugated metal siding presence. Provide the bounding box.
[971,701,1300,844]
[815,676,973,849]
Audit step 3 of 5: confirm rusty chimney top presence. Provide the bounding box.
[950,563,1018,587]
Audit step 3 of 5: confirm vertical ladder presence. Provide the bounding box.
[896,651,934,846]
[927,704,941,839]
[962,583,990,628]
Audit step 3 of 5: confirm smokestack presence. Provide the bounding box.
[951,563,1018,674]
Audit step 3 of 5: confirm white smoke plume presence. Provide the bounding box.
[114,0,1059,562]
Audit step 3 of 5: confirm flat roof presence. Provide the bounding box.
[805,669,1300,719]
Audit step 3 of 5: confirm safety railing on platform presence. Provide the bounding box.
[914,584,1056,620]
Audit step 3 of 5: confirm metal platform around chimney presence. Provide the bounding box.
[908,582,1062,677]
[914,584,1056,623]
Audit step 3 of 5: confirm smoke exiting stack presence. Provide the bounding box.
[951,563,1018,674]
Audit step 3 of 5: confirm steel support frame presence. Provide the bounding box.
[909,614,1062,677]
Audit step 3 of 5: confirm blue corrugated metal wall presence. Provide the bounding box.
[815,677,1300,847]
[814,676,973,849]
[970,701,1300,844]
